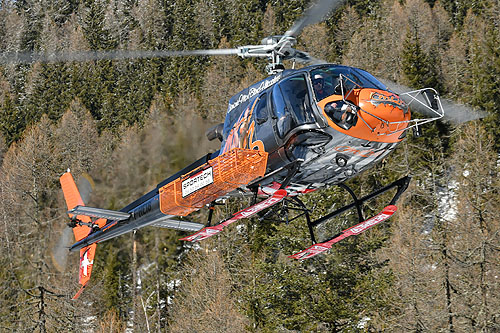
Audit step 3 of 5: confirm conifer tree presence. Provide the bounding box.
[439,0,486,27]
[401,28,440,90]
[0,3,25,53]
[131,0,171,49]
[0,116,79,331]
[0,132,5,164]
[81,0,116,51]
[24,62,73,123]
[331,6,360,63]
[53,98,102,176]
[271,0,308,33]
[15,0,44,51]
[162,0,212,95]
[168,250,249,332]
[0,91,23,145]
[447,123,500,331]
[299,23,335,63]
[103,0,138,48]
[229,0,265,45]
[469,23,500,148]
[442,31,470,100]
[201,37,244,121]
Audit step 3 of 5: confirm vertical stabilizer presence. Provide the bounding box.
[59,172,99,299]
[60,172,93,241]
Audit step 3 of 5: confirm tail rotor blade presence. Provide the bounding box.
[51,227,73,272]
[52,173,95,272]
[78,173,94,204]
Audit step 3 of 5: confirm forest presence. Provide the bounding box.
[0,0,499,331]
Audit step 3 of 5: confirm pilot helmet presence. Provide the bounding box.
[313,73,324,86]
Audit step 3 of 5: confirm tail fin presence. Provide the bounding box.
[60,171,100,300]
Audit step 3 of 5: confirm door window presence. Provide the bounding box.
[271,75,314,138]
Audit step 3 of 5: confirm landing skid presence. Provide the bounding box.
[290,205,397,259]
[180,189,288,242]
[180,166,410,261]
[290,176,411,259]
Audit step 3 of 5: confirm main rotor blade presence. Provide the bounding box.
[284,0,345,38]
[438,98,487,124]
[380,79,487,124]
[289,49,328,64]
[0,48,242,64]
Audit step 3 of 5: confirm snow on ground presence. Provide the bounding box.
[81,315,96,333]
[357,317,371,329]
[422,177,458,235]
[437,180,458,223]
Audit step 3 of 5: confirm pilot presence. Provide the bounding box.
[313,73,329,101]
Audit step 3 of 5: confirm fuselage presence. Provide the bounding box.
[71,64,411,251]
[219,64,410,194]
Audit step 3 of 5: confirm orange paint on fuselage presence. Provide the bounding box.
[222,97,265,153]
[247,121,265,151]
[318,88,411,143]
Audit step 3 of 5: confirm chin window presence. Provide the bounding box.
[324,101,358,130]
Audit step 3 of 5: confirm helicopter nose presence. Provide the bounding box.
[357,89,411,139]
[318,88,411,143]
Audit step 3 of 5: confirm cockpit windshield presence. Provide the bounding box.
[311,65,388,101]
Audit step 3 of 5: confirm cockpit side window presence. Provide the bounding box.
[312,72,336,101]
[255,93,268,124]
[271,83,290,138]
[311,68,346,100]
[271,75,315,138]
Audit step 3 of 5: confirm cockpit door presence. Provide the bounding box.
[269,74,331,164]
[271,74,315,139]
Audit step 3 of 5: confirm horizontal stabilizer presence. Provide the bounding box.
[150,218,204,232]
[69,205,131,221]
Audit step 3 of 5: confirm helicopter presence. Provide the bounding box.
[9,0,480,299]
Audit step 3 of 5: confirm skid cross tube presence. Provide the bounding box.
[310,176,410,229]
[290,197,316,244]
[258,196,309,224]
[247,159,303,192]
[337,183,365,223]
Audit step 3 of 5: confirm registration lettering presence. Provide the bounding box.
[182,167,214,197]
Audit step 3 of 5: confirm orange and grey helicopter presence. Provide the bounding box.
[4,0,482,299]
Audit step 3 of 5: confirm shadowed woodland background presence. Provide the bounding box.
[0,0,499,331]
